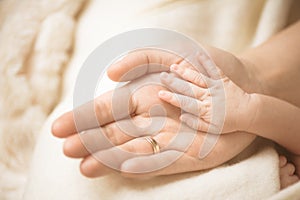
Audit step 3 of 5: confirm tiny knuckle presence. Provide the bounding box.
[182,70,190,79]
[178,83,191,94]
[192,119,200,129]
[193,74,202,84]
[184,116,194,128]
[180,96,190,108]
[196,103,203,114]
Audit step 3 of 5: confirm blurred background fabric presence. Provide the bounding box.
[0,0,299,199]
[0,0,84,199]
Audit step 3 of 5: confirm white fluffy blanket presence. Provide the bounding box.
[0,0,84,199]
[1,0,300,199]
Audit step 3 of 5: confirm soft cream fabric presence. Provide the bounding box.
[1,0,300,199]
[0,0,84,199]
[270,181,300,200]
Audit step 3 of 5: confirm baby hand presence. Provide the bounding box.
[158,52,251,134]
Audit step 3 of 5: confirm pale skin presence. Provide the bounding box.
[52,21,300,189]
[158,52,300,188]
[158,53,300,155]
[53,74,257,177]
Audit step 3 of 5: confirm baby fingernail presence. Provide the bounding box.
[180,114,190,122]
[158,90,171,98]
[179,115,185,121]
[170,64,178,71]
[160,72,169,79]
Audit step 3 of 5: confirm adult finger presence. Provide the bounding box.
[52,86,135,138]
[80,155,117,177]
[79,142,185,178]
[80,130,256,178]
[119,131,214,177]
[79,133,171,177]
[107,49,188,82]
[120,151,202,177]
[63,116,170,158]
[121,131,256,178]
[80,128,198,177]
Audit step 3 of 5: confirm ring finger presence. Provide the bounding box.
[63,116,181,158]
[80,129,197,177]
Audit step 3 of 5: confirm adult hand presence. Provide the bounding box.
[107,47,261,94]
[52,72,256,178]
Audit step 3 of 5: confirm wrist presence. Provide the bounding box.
[237,56,265,94]
[203,45,263,94]
[237,93,261,132]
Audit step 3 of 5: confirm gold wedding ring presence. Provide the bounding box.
[144,136,160,154]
